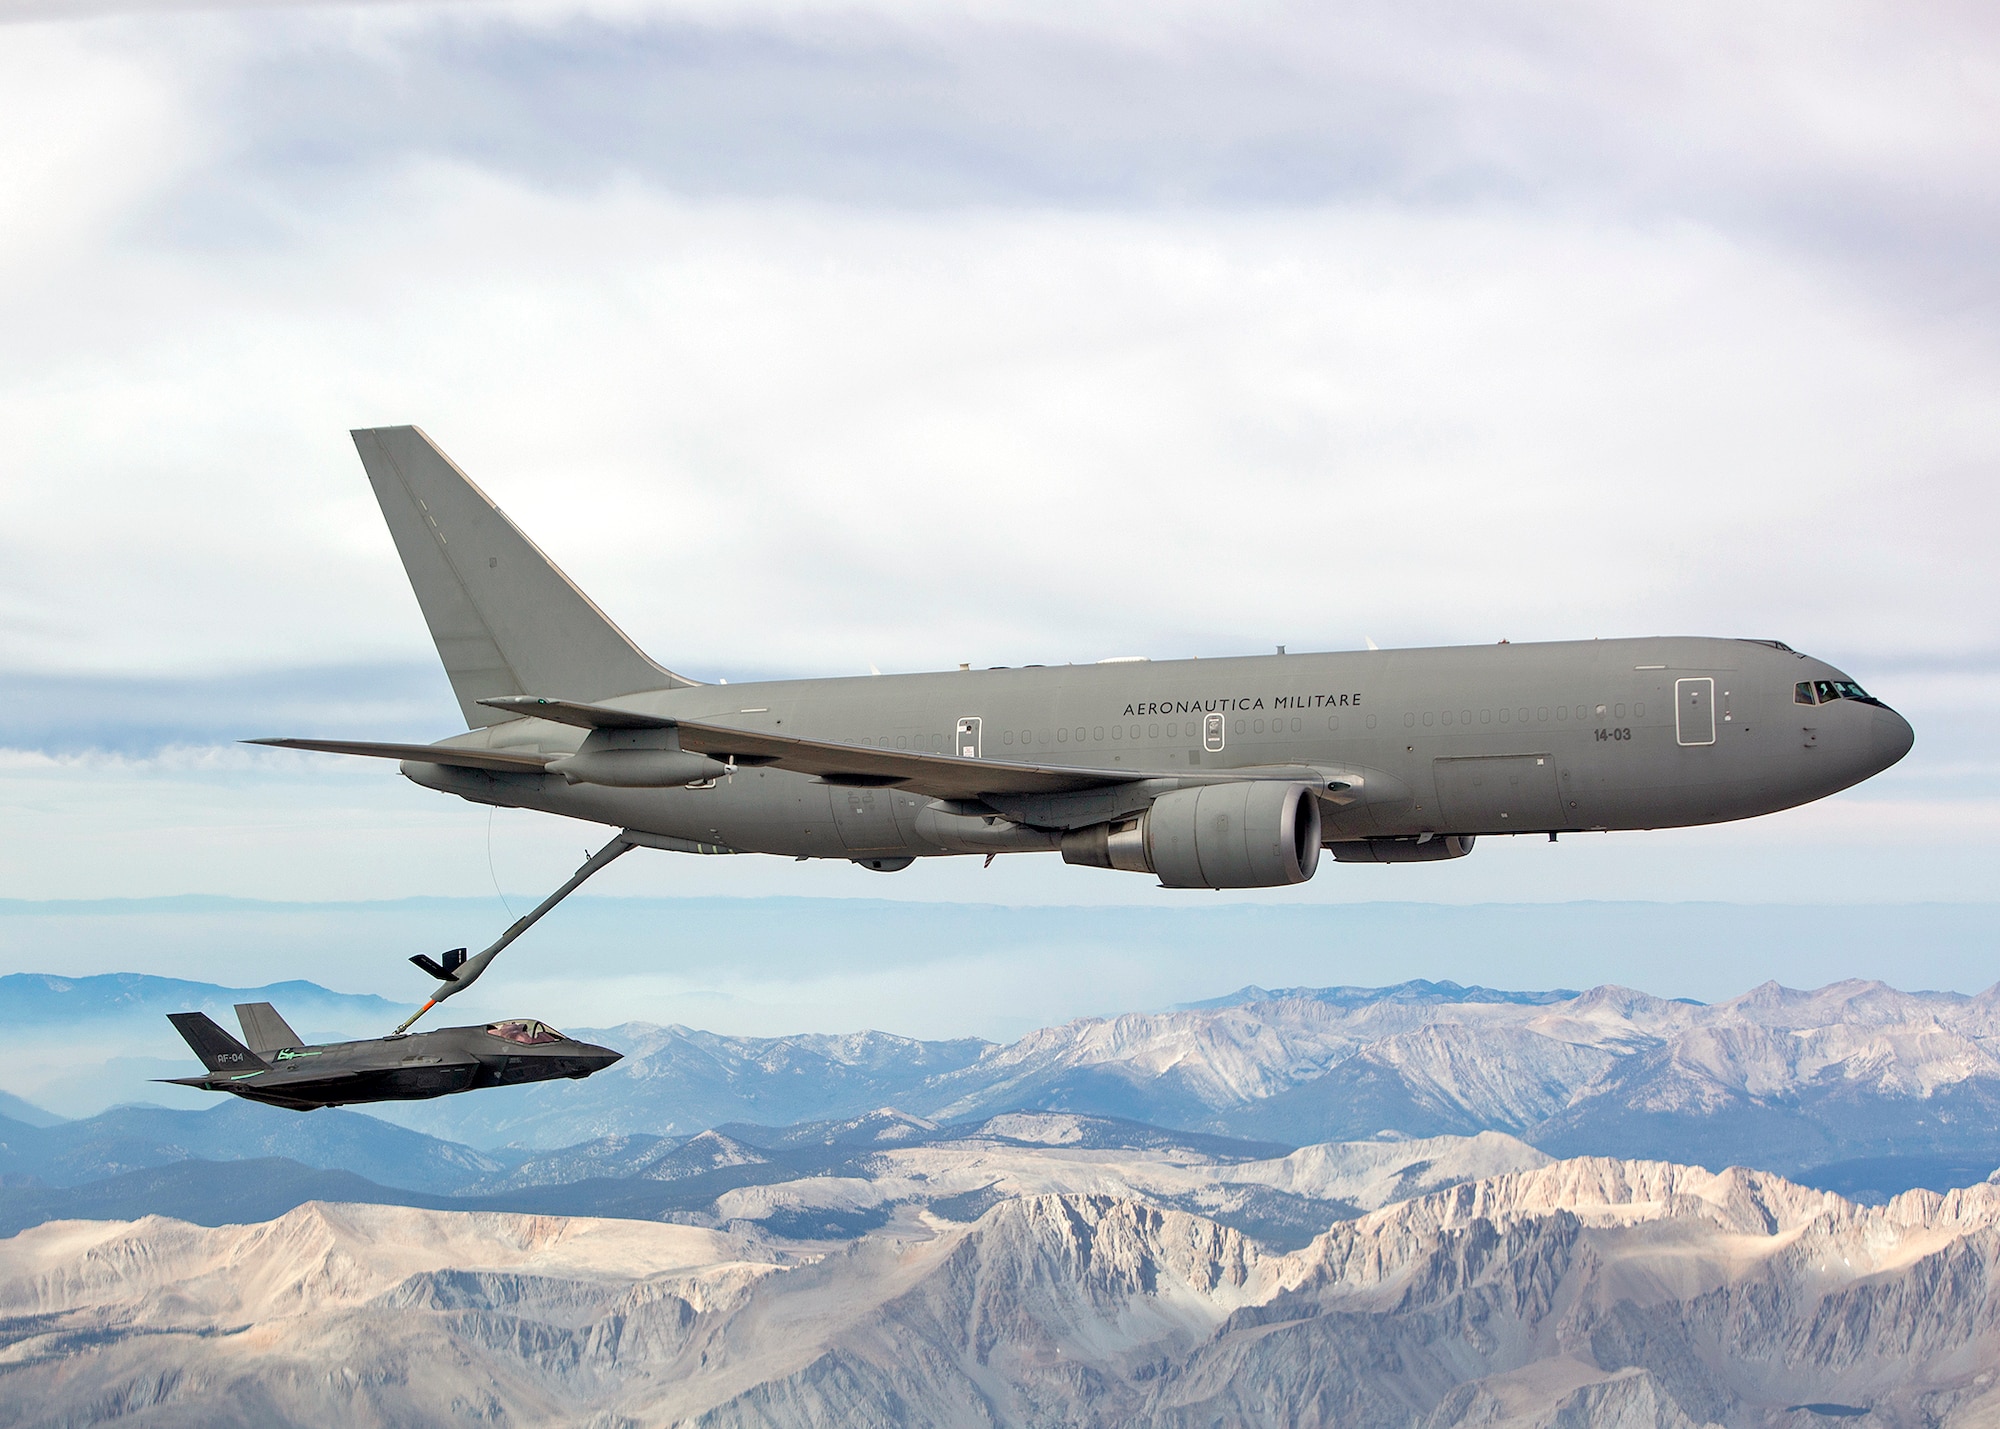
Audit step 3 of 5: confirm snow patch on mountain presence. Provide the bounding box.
[11,1152,2000,1427]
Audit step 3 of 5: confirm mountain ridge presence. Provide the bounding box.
[13,971,2000,1210]
[368,975,2000,1169]
[7,1154,2000,1426]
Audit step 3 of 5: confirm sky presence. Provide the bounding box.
[0,0,1996,1016]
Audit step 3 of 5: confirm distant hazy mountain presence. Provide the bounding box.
[0,1092,60,1128]
[0,1158,450,1237]
[1173,977,1586,1011]
[0,971,407,1029]
[0,1100,503,1196]
[8,1157,1999,1427]
[13,972,2000,1211]
[1,972,416,1115]
[367,1021,996,1146]
[367,977,2000,1189]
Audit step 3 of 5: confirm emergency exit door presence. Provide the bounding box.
[956,717,982,758]
[1676,678,1716,746]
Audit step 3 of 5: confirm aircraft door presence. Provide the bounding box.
[1433,755,1564,832]
[830,785,906,854]
[956,717,982,759]
[1676,678,1716,746]
[1203,713,1225,753]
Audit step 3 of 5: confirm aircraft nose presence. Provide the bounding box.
[1870,707,1915,771]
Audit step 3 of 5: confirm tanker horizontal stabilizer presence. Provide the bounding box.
[474,696,673,730]
[246,738,553,773]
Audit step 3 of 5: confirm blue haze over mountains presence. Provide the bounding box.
[8,962,2000,1241]
[5,897,1994,1051]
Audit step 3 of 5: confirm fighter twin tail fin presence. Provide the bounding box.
[166,1012,268,1075]
[234,1002,304,1056]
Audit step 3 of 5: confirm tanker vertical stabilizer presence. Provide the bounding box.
[351,426,694,727]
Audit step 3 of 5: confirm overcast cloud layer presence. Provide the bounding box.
[1,0,1995,927]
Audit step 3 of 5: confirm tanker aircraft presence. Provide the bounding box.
[260,427,1913,900]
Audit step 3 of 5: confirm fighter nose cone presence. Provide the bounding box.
[579,1043,623,1071]
[1871,708,1915,771]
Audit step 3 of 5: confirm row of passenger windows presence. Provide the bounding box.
[847,700,1670,750]
[995,715,1380,744]
[851,714,1403,749]
[1404,702,1637,728]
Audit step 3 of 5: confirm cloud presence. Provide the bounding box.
[0,0,1994,914]
[0,663,450,752]
[5,170,1994,678]
[114,2,2000,301]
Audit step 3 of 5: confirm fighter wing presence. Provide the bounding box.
[246,738,554,773]
[154,1068,363,1090]
[479,696,1145,799]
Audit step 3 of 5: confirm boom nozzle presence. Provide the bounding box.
[407,947,467,982]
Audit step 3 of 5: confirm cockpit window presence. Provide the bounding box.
[1795,682,1817,705]
[1809,679,1881,707]
[486,1020,565,1045]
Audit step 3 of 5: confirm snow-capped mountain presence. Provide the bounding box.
[366,978,2000,1178]
[9,1155,2000,1427]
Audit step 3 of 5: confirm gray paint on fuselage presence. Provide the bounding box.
[402,634,1912,859]
[164,1014,623,1111]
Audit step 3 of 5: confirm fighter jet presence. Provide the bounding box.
[253,427,1915,894]
[159,1001,622,1111]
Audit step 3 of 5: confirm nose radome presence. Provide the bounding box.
[1871,708,1915,770]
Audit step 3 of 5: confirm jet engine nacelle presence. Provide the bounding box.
[1328,834,1476,863]
[1060,781,1321,888]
